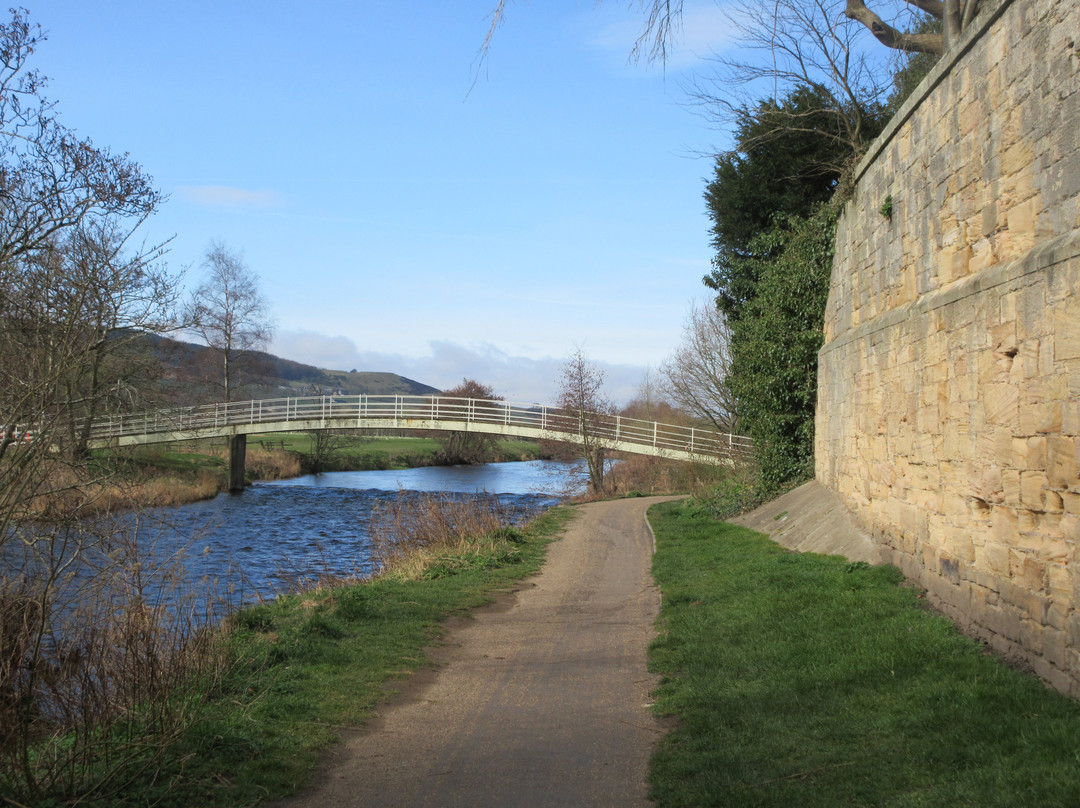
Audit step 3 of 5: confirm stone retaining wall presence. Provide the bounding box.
[816,0,1080,693]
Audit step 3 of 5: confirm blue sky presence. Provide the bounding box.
[39,1,741,404]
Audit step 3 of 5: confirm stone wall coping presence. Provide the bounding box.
[849,0,1016,191]
[819,227,1080,357]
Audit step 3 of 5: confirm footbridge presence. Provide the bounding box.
[86,394,752,490]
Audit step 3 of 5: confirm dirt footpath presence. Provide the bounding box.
[274,496,678,808]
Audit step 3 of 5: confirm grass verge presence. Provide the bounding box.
[646,501,1080,808]
[111,505,575,808]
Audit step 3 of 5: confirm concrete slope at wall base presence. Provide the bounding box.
[729,480,882,565]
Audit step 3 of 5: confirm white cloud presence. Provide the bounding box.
[271,329,650,406]
[177,185,286,209]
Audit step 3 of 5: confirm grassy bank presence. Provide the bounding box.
[165,505,572,807]
[0,504,574,807]
[646,501,1080,807]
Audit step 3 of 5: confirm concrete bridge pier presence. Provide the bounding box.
[228,434,246,492]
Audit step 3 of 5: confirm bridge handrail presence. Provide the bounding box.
[86,395,753,459]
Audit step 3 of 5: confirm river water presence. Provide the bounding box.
[136,460,574,605]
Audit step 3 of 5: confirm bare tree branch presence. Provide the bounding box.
[482,0,684,71]
[690,0,896,175]
[630,0,684,65]
[845,0,944,54]
[943,0,963,47]
[661,300,739,433]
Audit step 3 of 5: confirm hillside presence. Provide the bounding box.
[144,334,439,403]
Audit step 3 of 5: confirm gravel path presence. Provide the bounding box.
[273,496,676,808]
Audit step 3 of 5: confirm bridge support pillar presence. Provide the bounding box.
[228,434,247,492]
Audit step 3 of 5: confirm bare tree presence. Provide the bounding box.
[689,0,900,174]
[54,222,178,456]
[846,0,977,54]
[556,348,613,494]
[623,0,970,59]
[305,429,354,473]
[434,379,504,465]
[0,10,171,481]
[485,1,896,173]
[0,15,222,797]
[185,242,274,402]
[621,367,667,422]
[0,10,161,268]
[661,300,739,434]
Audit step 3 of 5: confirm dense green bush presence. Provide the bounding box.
[727,203,838,490]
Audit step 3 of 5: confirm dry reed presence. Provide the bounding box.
[368,491,523,580]
[243,447,302,481]
[0,514,230,804]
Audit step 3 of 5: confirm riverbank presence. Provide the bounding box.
[81,435,544,514]
[16,487,1080,807]
[0,499,575,806]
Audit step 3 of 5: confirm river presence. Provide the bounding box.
[136,459,574,605]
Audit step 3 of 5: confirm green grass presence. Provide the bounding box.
[106,506,575,808]
[646,501,1080,808]
[264,433,447,468]
[191,434,539,470]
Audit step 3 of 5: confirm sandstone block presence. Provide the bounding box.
[1048,435,1078,488]
[1062,491,1080,514]
[1042,626,1068,671]
[1045,490,1065,513]
[1006,197,1039,252]
[983,382,1020,426]
[1020,402,1063,435]
[1047,561,1072,600]
[1021,471,1051,509]
[1001,469,1021,506]
[1061,514,1080,542]
[1017,508,1040,535]
[1061,402,1079,444]
[1020,618,1045,656]
[1011,550,1048,594]
[992,505,1020,542]
[1047,602,1071,631]
[1018,338,1041,378]
[980,541,1011,576]
[1055,304,1080,361]
[969,237,998,274]
[1066,612,1080,648]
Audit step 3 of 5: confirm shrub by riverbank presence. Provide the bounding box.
[646,501,1080,807]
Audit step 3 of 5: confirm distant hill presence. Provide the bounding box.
[142,334,439,403]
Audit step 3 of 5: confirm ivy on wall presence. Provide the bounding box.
[727,203,839,490]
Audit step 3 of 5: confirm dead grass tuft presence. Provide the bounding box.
[244,447,302,481]
[369,491,523,580]
[0,517,231,803]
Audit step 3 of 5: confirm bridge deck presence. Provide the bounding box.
[86,395,752,464]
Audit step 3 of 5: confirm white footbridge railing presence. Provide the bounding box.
[85,395,752,464]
